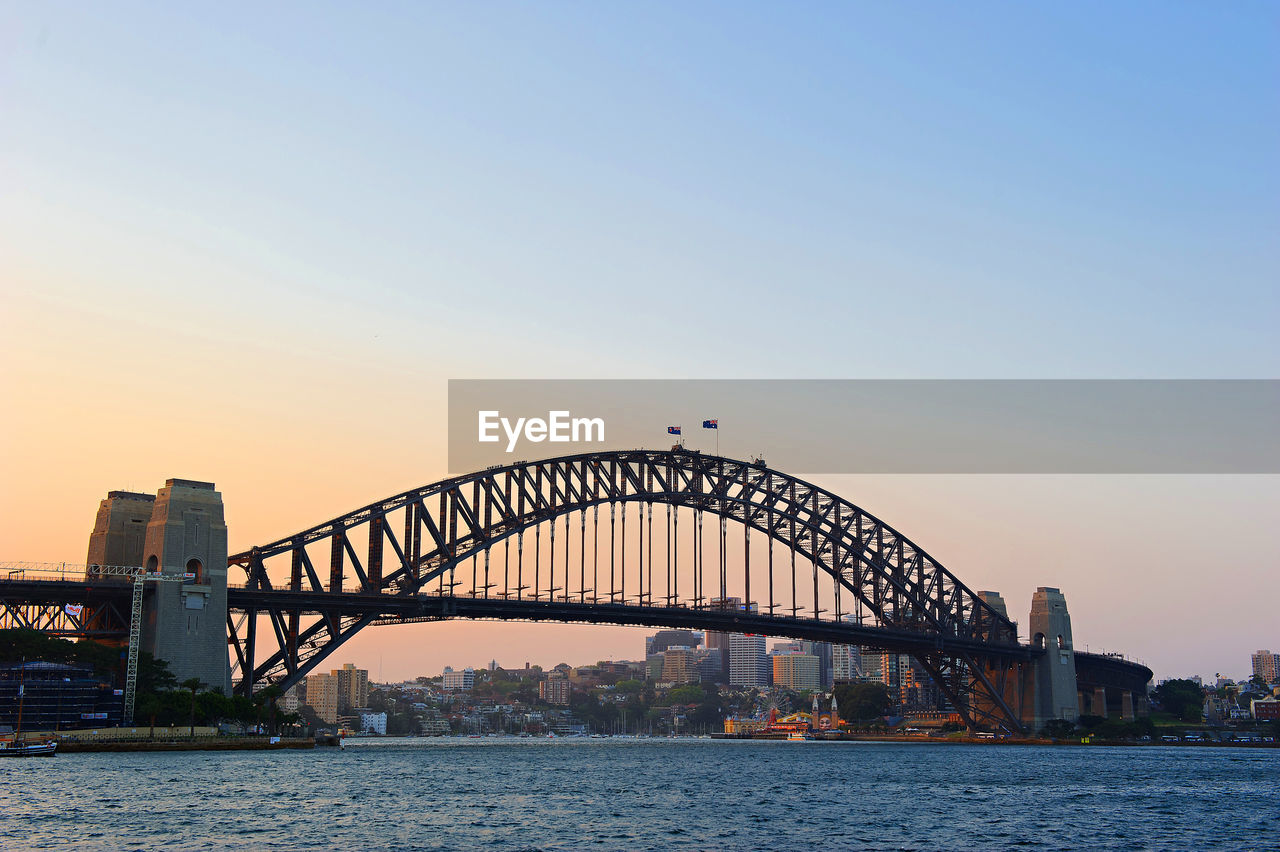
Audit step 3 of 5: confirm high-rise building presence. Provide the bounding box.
[860,648,885,683]
[833,644,862,683]
[334,663,369,713]
[305,672,339,724]
[540,673,571,705]
[899,658,941,711]
[703,598,742,684]
[442,666,475,691]
[728,633,769,687]
[771,640,833,687]
[857,649,916,704]
[661,647,700,684]
[646,630,703,657]
[773,653,821,691]
[809,642,834,688]
[645,654,666,681]
[1252,650,1280,684]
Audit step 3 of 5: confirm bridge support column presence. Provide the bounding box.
[1091,686,1107,718]
[1121,690,1135,721]
[140,479,231,695]
[1026,587,1079,732]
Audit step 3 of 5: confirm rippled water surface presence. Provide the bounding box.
[3,739,1278,850]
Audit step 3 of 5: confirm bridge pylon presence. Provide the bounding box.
[86,480,232,694]
[1027,586,1079,730]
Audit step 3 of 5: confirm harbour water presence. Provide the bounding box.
[3,739,1278,851]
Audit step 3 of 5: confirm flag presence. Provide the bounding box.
[702,419,718,429]
[64,603,83,618]
[667,426,681,435]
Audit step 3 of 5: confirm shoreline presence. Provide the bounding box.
[53,737,315,753]
[711,732,1280,748]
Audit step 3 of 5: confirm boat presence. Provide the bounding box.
[0,739,57,757]
[786,732,807,741]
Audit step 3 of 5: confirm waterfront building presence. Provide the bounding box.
[1251,697,1280,721]
[728,633,769,687]
[442,666,475,691]
[420,718,451,736]
[723,717,768,735]
[773,653,821,691]
[0,662,123,730]
[359,710,388,735]
[306,671,339,724]
[1252,650,1280,684]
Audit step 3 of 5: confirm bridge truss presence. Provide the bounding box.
[228,450,1036,732]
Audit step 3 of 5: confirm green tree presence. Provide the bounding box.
[1041,719,1076,739]
[181,677,204,736]
[615,679,644,695]
[137,653,178,694]
[136,691,162,739]
[1153,679,1204,723]
[833,683,892,721]
[667,684,705,705]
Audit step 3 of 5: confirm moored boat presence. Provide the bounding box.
[0,739,58,757]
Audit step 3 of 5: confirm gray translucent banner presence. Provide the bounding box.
[448,380,1279,474]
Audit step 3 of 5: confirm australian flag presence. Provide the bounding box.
[702,419,718,429]
[667,426,681,435]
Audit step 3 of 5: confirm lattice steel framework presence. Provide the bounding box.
[228,450,1035,731]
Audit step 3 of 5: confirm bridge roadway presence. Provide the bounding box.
[1,576,1035,660]
[0,574,1153,726]
[229,587,1039,661]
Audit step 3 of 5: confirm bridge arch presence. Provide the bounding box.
[227,450,1031,731]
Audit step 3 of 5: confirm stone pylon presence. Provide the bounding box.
[137,479,231,694]
[1028,586,1078,730]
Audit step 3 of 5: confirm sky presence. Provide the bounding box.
[1,2,1277,682]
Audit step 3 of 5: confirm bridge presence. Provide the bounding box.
[0,449,1152,733]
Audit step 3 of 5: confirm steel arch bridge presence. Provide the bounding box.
[227,449,1037,732]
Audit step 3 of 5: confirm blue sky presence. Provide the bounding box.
[4,2,1276,378]
[1,2,1276,678]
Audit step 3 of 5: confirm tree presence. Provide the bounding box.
[1041,719,1076,739]
[833,683,892,721]
[136,691,162,739]
[181,678,204,737]
[1152,679,1204,723]
[667,684,705,705]
[137,653,177,695]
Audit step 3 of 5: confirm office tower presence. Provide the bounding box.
[728,633,769,687]
[773,653,821,691]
